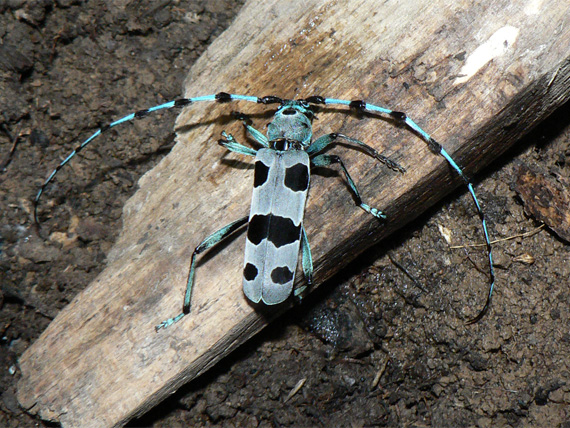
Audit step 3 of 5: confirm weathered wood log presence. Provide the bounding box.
[17,0,570,426]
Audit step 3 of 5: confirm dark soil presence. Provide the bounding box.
[1,1,570,427]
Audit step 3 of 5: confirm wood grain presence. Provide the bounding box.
[17,0,570,426]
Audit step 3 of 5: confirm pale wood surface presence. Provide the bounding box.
[17,0,570,426]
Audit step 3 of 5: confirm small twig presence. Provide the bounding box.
[450,224,545,249]
[388,253,427,292]
[284,378,306,403]
[371,358,389,390]
[0,124,22,172]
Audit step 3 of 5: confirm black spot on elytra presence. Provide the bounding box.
[253,160,270,188]
[271,266,294,284]
[243,263,258,281]
[284,163,309,192]
[247,215,269,245]
[247,214,301,247]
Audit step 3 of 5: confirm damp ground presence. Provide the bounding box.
[1,2,569,427]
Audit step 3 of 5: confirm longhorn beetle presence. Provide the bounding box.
[34,92,495,329]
